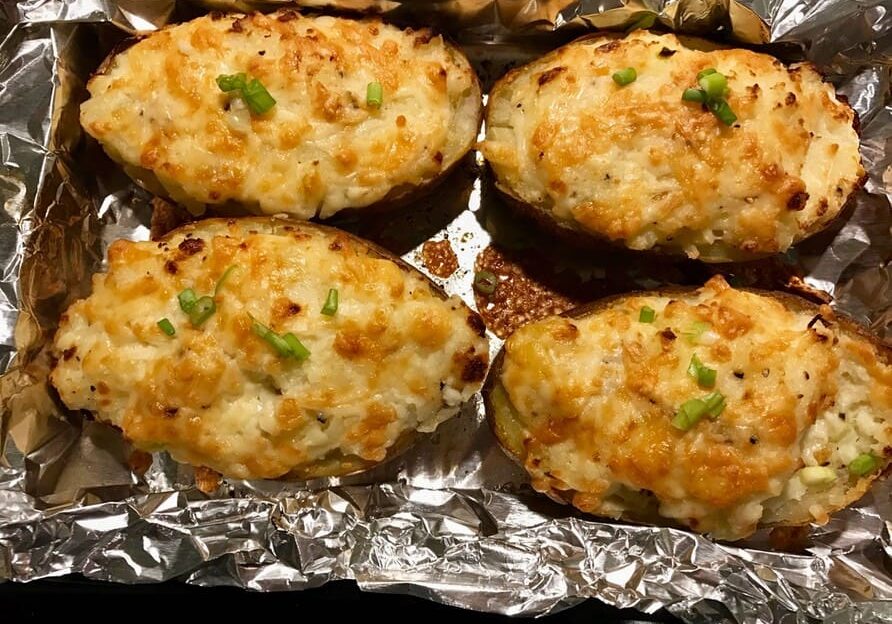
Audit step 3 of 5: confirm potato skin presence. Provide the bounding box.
[51,217,490,481]
[484,276,892,540]
[81,10,483,219]
[480,31,865,263]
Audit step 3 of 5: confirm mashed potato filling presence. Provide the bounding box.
[495,276,891,540]
[51,219,489,479]
[81,11,481,218]
[481,31,864,261]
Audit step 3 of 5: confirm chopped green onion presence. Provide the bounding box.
[672,398,708,431]
[639,306,656,323]
[178,288,198,313]
[321,288,339,316]
[251,319,292,357]
[242,78,276,114]
[474,270,498,295]
[215,265,238,296]
[848,453,879,477]
[673,391,726,431]
[251,318,311,360]
[157,318,176,336]
[216,72,247,92]
[188,296,216,327]
[687,353,717,388]
[367,81,383,107]
[709,98,738,126]
[682,320,711,344]
[697,67,717,80]
[283,333,311,360]
[799,466,837,486]
[698,72,728,99]
[612,67,637,86]
[703,391,726,418]
[682,88,706,103]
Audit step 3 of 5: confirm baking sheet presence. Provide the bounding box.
[0,1,891,621]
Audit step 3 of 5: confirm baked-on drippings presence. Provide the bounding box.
[493,276,892,540]
[421,239,459,278]
[481,31,864,261]
[81,11,481,219]
[51,218,489,480]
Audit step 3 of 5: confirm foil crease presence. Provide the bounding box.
[1,1,891,621]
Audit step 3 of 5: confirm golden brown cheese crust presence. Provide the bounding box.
[50,218,489,480]
[490,276,892,540]
[481,31,865,262]
[81,11,482,219]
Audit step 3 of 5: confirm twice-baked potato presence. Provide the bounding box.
[480,31,865,262]
[80,10,482,219]
[485,275,891,540]
[51,218,489,480]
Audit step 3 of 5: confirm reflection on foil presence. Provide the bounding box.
[0,1,891,622]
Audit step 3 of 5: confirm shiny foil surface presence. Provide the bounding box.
[1,1,891,621]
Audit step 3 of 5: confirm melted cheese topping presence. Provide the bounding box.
[496,276,892,540]
[51,218,489,479]
[481,31,864,262]
[80,11,481,219]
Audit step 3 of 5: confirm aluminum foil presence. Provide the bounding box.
[1,1,891,621]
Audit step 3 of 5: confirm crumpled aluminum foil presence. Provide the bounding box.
[1,1,891,621]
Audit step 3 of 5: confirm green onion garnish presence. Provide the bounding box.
[188,296,216,327]
[681,320,711,344]
[672,391,726,431]
[474,270,498,295]
[216,72,247,92]
[321,288,339,316]
[217,73,276,115]
[612,67,637,86]
[709,98,738,126]
[698,72,728,99]
[215,265,238,296]
[639,306,656,323]
[242,78,276,114]
[687,353,717,388]
[848,453,879,477]
[682,88,706,103]
[672,398,708,431]
[251,319,292,357]
[283,333,311,360]
[367,81,383,107]
[251,318,311,360]
[178,288,198,313]
[697,67,717,80]
[157,318,176,336]
[703,391,726,418]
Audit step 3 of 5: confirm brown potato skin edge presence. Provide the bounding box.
[482,32,867,264]
[85,12,484,221]
[482,284,891,539]
[53,216,485,481]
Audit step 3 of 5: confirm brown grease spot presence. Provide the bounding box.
[178,237,205,256]
[786,192,809,211]
[62,346,77,361]
[466,311,486,337]
[165,260,178,275]
[421,239,458,278]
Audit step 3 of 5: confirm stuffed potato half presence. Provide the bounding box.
[51,218,490,480]
[80,10,483,219]
[485,276,891,540]
[480,31,865,262]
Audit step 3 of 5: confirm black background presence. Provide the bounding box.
[2,577,682,621]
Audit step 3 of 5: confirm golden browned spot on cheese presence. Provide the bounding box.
[481,31,864,261]
[495,275,892,540]
[50,219,489,480]
[80,11,482,220]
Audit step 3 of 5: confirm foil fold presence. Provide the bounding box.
[1,1,891,622]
